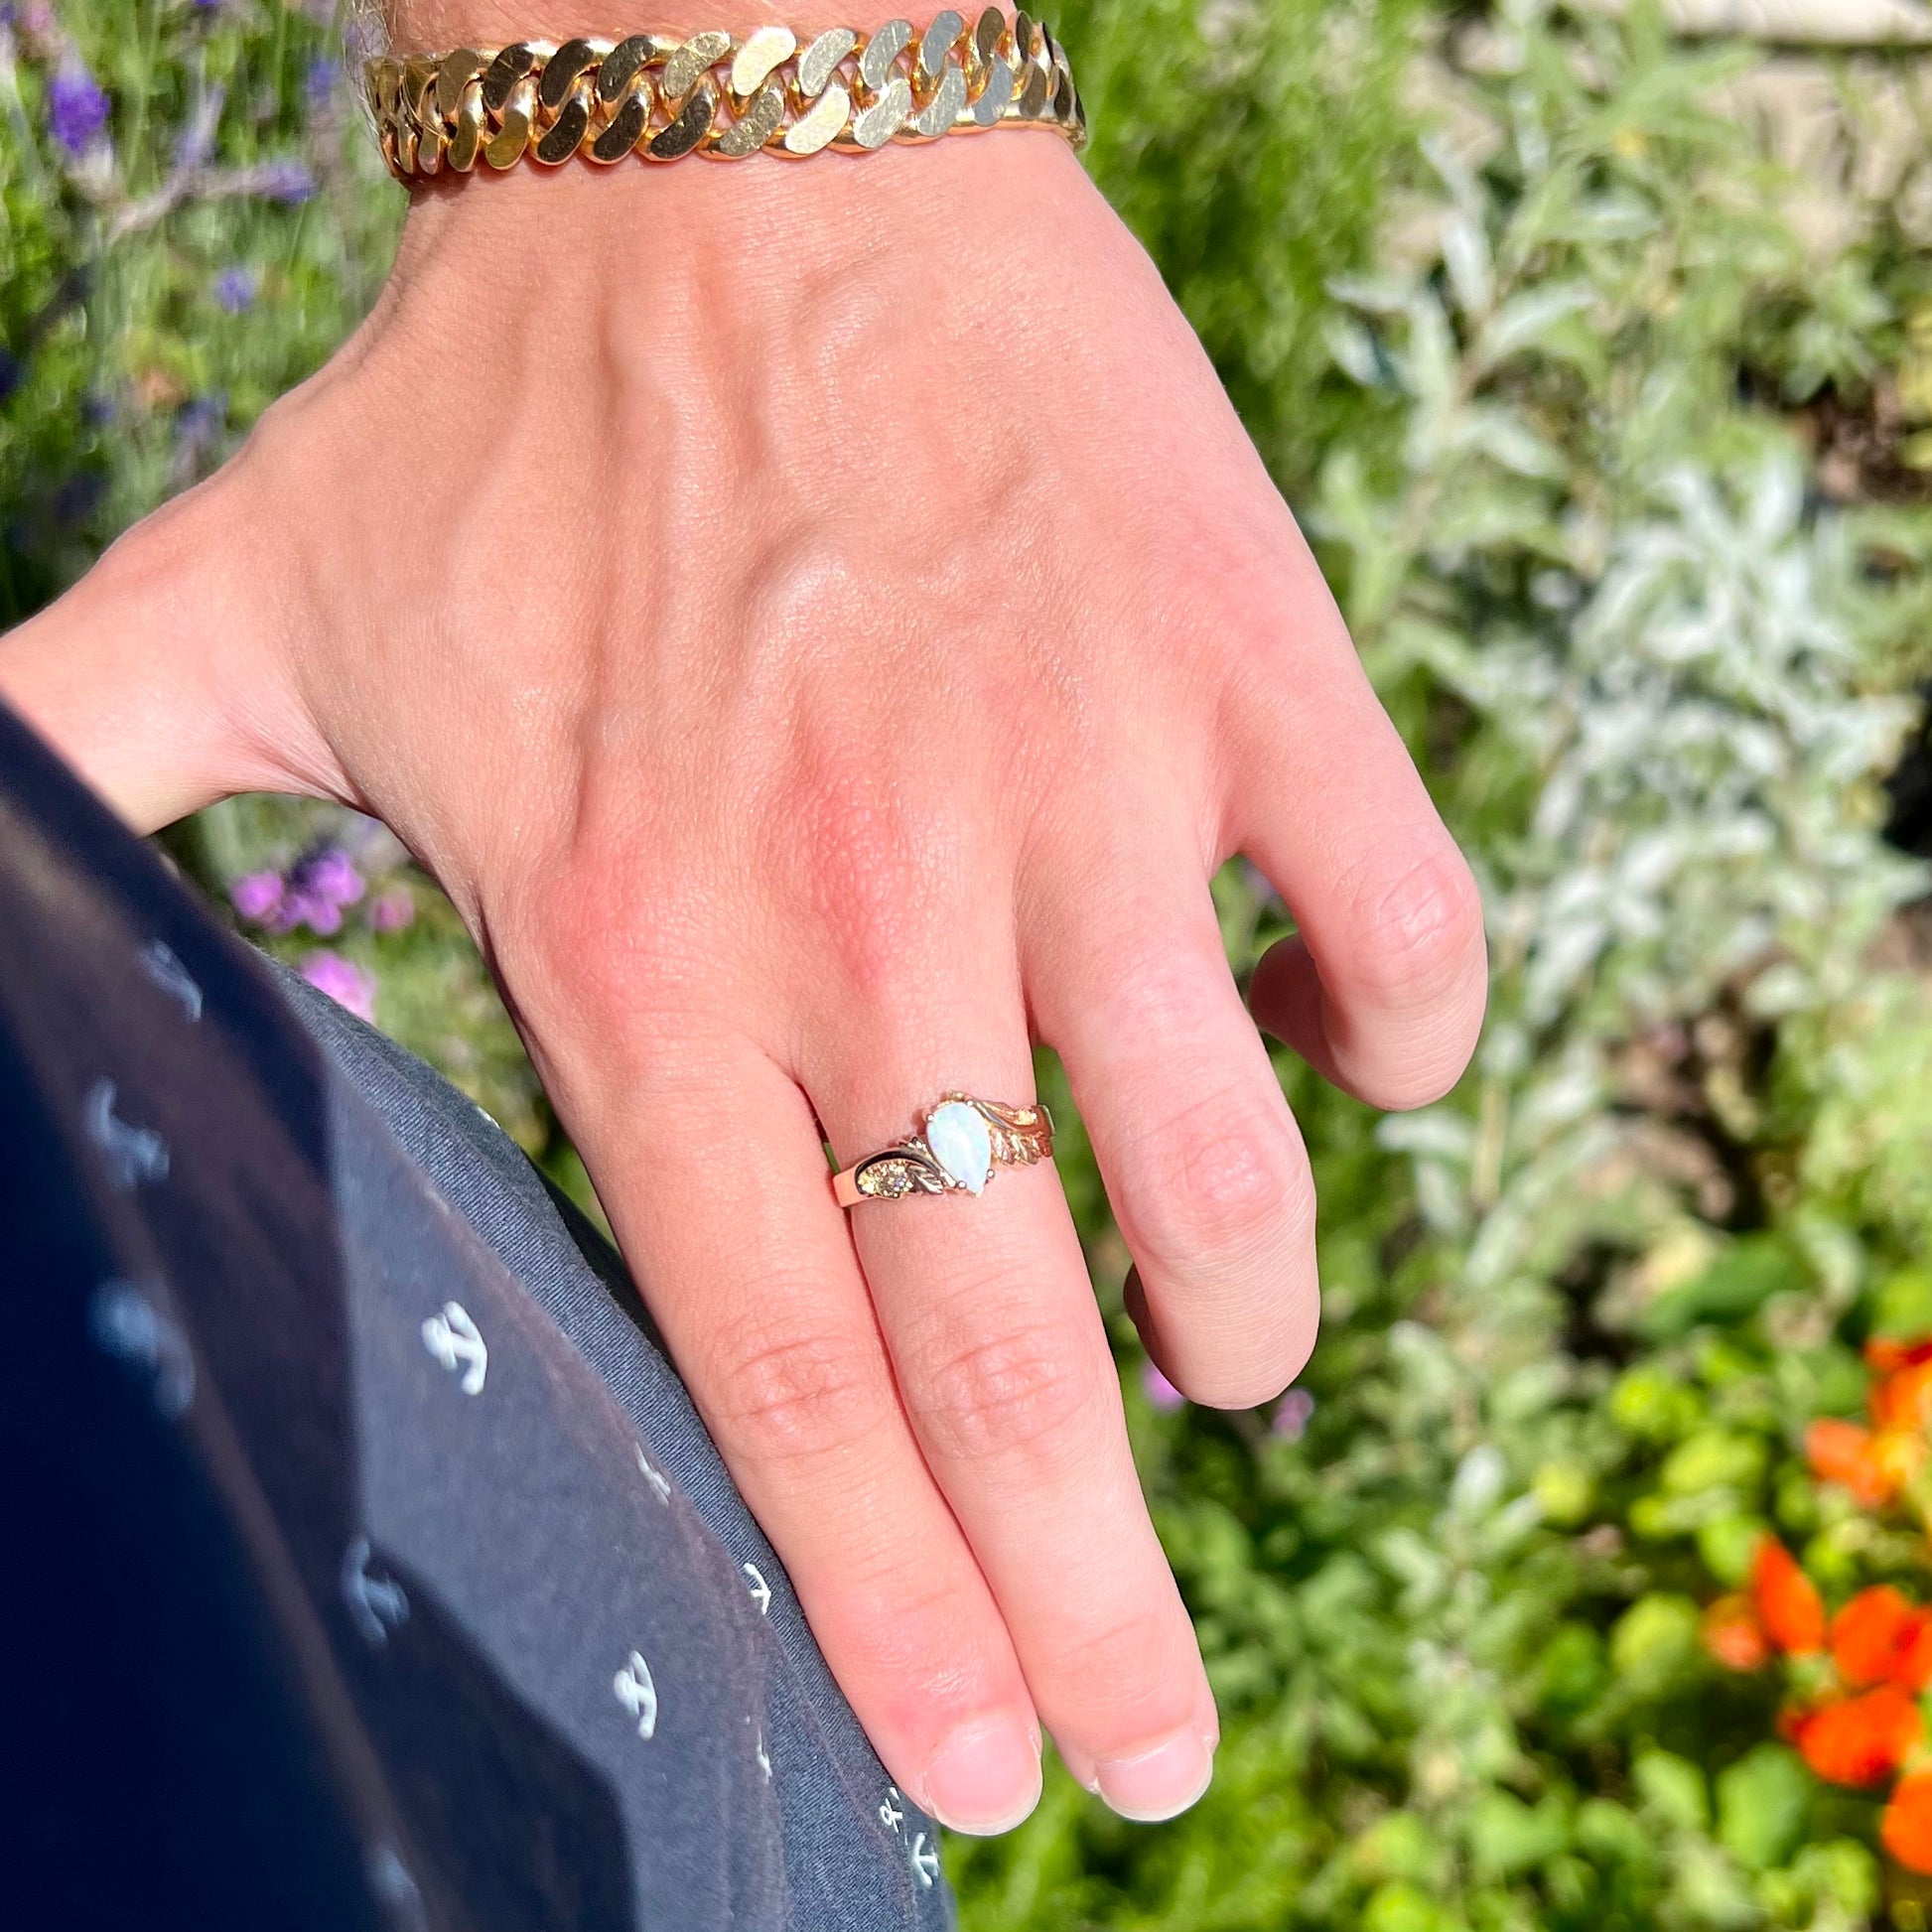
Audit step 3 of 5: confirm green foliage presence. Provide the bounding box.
[0,0,395,610]
[1057,0,1426,488]
[957,3,1932,1927]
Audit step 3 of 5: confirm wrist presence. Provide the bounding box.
[381,3,1017,53]
[373,112,1100,436]
[385,4,720,44]
[387,70,1085,262]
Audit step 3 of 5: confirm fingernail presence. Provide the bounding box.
[1092,1726,1215,1823]
[920,1716,1043,1836]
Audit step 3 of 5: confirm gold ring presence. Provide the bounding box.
[832,1092,1053,1206]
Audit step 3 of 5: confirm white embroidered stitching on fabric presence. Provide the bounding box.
[421,1301,487,1394]
[614,1650,658,1739]
[342,1534,410,1644]
[83,1078,170,1190]
[910,1831,939,1886]
[138,939,204,1022]
[89,1279,194,1418]
[743,1561,771,1613]
[633,1443,673,1503]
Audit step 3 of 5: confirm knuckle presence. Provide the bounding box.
[1125,1090,1311,1270]
[511,853,701,1041]
[909,1318,1107,1464]
[704,1314,891,1470]
[1051,1609,1204,1737]
[1168,498,1291,617]
[814,1556,1031,1739]
[1343,843,1486,1008]
[767,722,957,1002]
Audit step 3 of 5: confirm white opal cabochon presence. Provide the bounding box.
[925,1100,993,1194]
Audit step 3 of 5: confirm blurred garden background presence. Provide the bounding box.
[17,0,1932,1923]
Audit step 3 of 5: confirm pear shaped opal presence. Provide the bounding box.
[925,1100,993,1194]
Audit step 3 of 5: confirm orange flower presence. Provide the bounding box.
[1870,1355,1932,1435]
[1704,1593,1771,1671]
[1753,1537,1827,1655]
[1790,1685,1923,1786]
[1884,1772,1932,1873]
[1865,1339,1932,1376]
[1808,1418,1902,1507]
[1833,1586,1932,1691]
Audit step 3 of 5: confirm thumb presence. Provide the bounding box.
[0,459,330,833]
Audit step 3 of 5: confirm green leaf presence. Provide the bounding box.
[1633,1749,1711,1835]
[1872,1266,1932,1341]
[1576,1799,1657,1869]
[1660,1431,1767,1498]
[1473,282,1596,374]
[1697,1514,1768,1587]
[1638,1237,1808,1341]
[1353,1811,1449,1888]
[1611,1598,1704,1702]
[1716,1744,1809,1873]
[1363,1880,1457,1932]
[1468,1792,1570,1879]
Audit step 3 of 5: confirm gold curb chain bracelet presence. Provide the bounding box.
[364,8,1085,177]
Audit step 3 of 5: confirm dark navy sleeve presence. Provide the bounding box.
[0,700,953,1932]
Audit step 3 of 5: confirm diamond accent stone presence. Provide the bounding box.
[925,1100,993,1194]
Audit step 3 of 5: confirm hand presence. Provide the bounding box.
[0,76,1486,1833]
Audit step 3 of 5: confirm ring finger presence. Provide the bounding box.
[806,939,1219,1824]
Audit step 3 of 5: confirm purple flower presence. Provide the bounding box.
[251,846,364,936]
[53,473,101,526]
[305,57,337,107]
[233,848,369,936]
[1141,1361,1186,1413]
[281,891,343,936]
[47,64,108,156]
[178,391,226,435]
[369,886,416,933]
[300,847,364,909]
[255,159,317,204]
[302,950,376,1023]
[1271,1388,1314,1443]
[212,267,257,315]
[342,11,384,63]
[230,870,285,923]
[173,391,227,476]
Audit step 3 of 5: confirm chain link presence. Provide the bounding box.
[364,8,1084,176]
